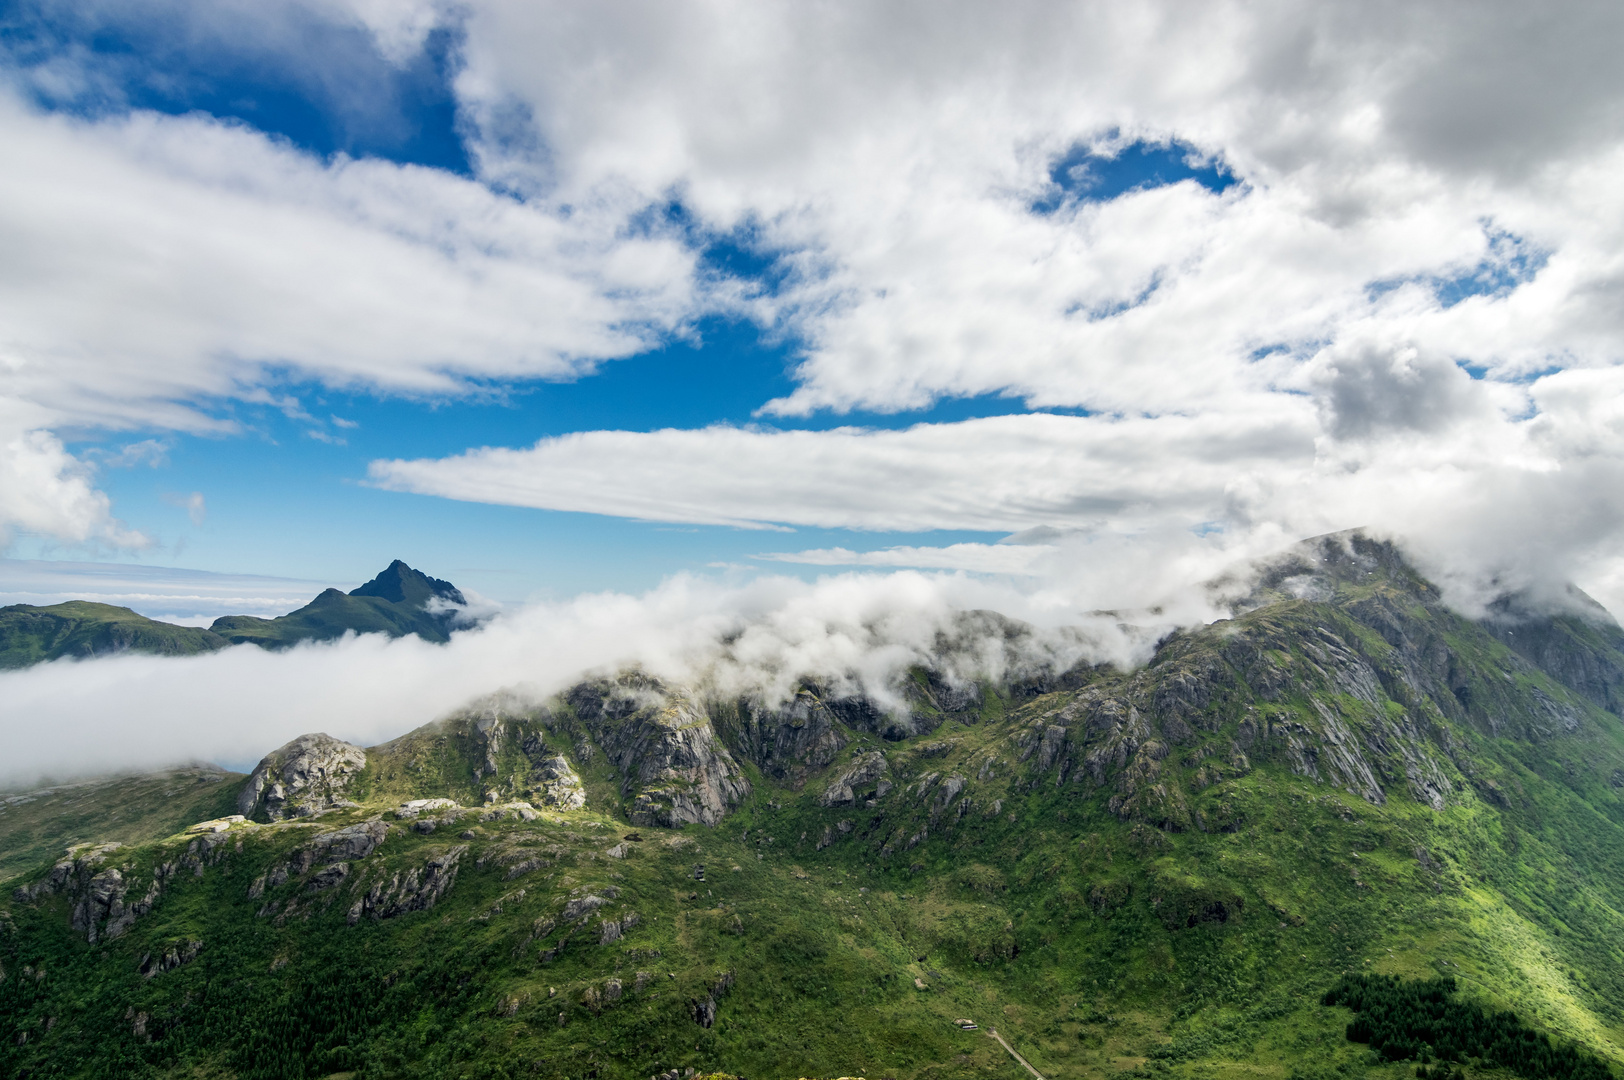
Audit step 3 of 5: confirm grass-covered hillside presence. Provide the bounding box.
[0,561,471,668]
[0,768,244,883]
[6,534,1624,1080]
[209,560,468,648]
[0,601,228,669]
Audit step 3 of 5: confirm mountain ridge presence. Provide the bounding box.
[0,560,472,667]
[5,532,1624,1078]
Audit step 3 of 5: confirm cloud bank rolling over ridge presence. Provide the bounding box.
[4,1,1624,780]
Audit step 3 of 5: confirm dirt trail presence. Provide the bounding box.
[985,1028,1046,1080]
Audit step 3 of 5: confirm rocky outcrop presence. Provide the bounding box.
[712,690,849,786]
[139,940,202,978]
[12,843,173,945]
[568,674,749,827]
[237,733,367,821]
[818,751,891,807]
[250,820,389,902]
[524,751,586,810]
[395,798,458,819]
[292,820,388,870]
[689,970,735,1028]
[346,845,466,923]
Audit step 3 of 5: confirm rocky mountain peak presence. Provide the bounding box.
[348,560,465,608]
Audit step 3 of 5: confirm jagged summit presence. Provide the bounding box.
[210,561,470,648]
[349,559,465,608]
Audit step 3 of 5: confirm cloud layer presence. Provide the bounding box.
[0,558,339,623]
[2,3,1624,661]
[0,567,1190,788]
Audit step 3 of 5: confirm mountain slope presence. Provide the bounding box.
[0,601,228,669]
[0,561,471,668]
[0,767,245,881]
[210,559,467,647]
[6,534,1624,1079]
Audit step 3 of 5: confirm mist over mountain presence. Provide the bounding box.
[5,2,1624,1077]
[5,532,1624,1078]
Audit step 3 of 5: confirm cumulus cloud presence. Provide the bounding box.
[0,425,144,549]
[436,1,1624,416]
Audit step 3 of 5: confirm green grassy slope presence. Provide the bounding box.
[5,537,1624,1080]
[0,768,245,881]
[0,602,228,669]
[210,560,466,648]
[0,562,469,667]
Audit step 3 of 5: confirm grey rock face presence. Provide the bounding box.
[251,820,388,900]
[568,674,750,827]
[526,753,586,810]
[346,845,466,923]
[139,940,201,979]
[290,820,389,873]
[237,733,367,821]
[395,798,458,819]
[562,894,610,921]
[13,843,172,945]
[713,691,848,786]
[817,751,889,807]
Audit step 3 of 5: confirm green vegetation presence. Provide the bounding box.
[209,560,467,647]
[0,768,244,881]
[3,536,1624,1078]
[0,561,470,668]
[0,601,226,669]
[1325,975,1612,1080]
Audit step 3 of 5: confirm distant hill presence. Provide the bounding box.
[209,560,468,647]
[0,561,469,668]
[0,601,228,669]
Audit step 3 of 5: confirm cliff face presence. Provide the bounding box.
[567,675,751,828]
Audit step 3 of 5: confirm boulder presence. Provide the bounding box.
[237,733,367,821]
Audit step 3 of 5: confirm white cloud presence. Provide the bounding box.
[4,0,1624,623]
[368,409,1318,531]
[0,425,145,549]
[161,491,207,526]
[0,566,1193,787]
[371,361,1624,622]
[445,1,1624,418]
[756,543,1056,575]
[0,558,339,622]
[0,89,714,545]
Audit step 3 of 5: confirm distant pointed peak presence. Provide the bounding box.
[349,561,465,607]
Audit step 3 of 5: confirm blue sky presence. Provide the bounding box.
[30,318,1048,603]
[0,1,1178,607]
[7,0,1624,786]
[2,0,1622,625]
